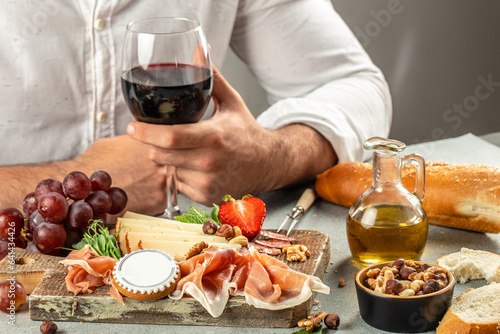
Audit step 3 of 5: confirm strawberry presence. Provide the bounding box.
[218,194,266,241]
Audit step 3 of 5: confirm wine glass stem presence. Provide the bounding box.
[164,165,180,219]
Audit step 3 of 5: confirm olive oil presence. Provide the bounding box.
[347,202,428,265]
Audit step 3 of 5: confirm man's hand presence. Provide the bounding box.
[127,67,337,206]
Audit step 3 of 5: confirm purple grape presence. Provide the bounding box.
[33,222,66,255]
[35,179,64,200]
[85,191,112,215]
[0,240,8,260]
[38,192,68,224]
[107,187,128,214]
[90,171,112,191]
[29,210,47,232]
[26,241,41,254]
[67,201,93,229]
[63,171,92,200]
[22,192,38,218]
[0,208,24,240]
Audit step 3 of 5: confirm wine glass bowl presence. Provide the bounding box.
[121,17,213,218]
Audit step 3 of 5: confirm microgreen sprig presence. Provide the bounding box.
[71,220,122,259]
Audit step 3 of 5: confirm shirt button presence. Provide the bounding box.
[94,18,104,31]
[97,111,107,122]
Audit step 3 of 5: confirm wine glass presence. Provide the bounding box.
[121,17,213,218]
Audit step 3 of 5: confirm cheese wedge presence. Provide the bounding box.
[116,220,201,236]
[121,231,227,244]
[119,233,240,261]
[118,216,204,233]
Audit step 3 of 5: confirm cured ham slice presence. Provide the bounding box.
[170,248,329,317]
[243,250,329,310]
[59,245,124,305]
[169,248,236,317]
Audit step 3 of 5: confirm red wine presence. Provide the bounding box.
[121,63,212,124]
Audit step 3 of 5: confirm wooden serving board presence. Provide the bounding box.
[29,230,330,327]
[0,248,63,294]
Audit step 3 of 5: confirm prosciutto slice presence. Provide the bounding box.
[169,248,329,317]
[59,245,124,305]
[169,248,236,317]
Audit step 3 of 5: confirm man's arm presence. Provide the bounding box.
[0,135,166,216]
[233,0,392,163]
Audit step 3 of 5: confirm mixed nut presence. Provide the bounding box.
[298,311,340,332]
[363,258,449,296]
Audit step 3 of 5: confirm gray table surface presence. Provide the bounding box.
[3,133,500,334]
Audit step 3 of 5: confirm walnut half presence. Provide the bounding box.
[185,241,209,259]
[283,244,311,262]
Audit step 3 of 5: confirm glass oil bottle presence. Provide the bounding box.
[347,137,427,265]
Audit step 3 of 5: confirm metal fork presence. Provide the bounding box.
[277,188,316,236]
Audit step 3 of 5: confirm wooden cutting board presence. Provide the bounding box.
[0,248,63,294]
[29,230,330,328]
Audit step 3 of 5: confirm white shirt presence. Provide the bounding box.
[0,0,391,165]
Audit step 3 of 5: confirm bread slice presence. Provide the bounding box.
[436,283,500,334]
[436,248,500,284]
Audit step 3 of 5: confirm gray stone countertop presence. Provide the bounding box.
[3,133,500,334]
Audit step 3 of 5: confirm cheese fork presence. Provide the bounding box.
[277,188,317,236]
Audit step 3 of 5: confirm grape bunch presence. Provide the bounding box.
[0,170,127,259]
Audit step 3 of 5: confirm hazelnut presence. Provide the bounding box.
[420,263,432,272]
[338,278,345,288]
[385,278,403,295]
[202,220,218,235]
[415,290,424,296]
[40,320,58,334]
[400,288,416,297]
[324,312,340,330]
[217,224,234,240]
[422,279,441,294]
[400,266,416,280]
[392,258,406,270]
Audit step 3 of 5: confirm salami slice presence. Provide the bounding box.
[253,238,290,249]
[248,242,282,256]
[259,230,296,242]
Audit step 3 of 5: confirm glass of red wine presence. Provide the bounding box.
[121,17,213,218]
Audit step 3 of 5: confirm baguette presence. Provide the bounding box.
[436,248,500,284]
[315,161,500,233]
[436,283,500,334]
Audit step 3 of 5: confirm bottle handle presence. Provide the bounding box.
[402,153,425,202]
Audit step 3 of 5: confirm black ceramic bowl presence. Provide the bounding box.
[354,261,455,333]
